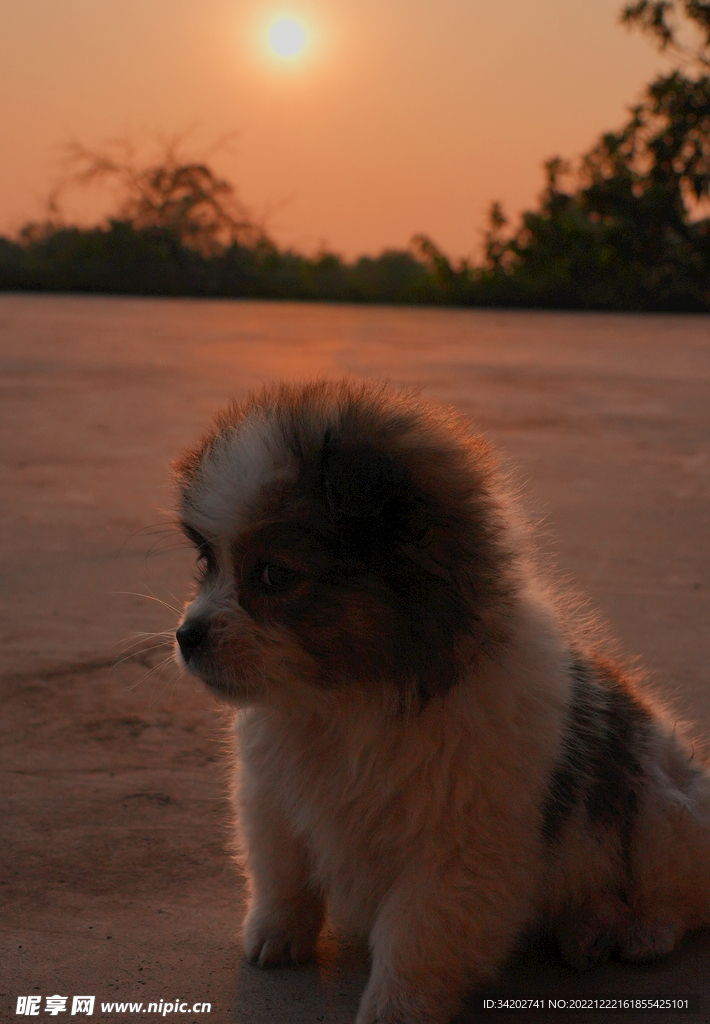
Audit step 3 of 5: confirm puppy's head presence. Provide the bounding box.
[173,379,513,710]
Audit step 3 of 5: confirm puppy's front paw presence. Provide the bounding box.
[245,926,311,968]
[244,899,321,968]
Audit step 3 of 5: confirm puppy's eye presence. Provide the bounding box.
[258,563,301,593]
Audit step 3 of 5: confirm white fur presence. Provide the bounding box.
[237,583,566,1001]
[185,415,295,540]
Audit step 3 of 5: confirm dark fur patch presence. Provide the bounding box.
[319,430,430,547]
[541,657,651,847]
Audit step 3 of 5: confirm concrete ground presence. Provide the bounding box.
[2,293,710,1023]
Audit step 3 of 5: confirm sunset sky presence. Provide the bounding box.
[0,0,675,260]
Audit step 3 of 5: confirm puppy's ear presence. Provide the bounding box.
[320,429,404,519]
[319,425,393,516]
[320,430,430,547]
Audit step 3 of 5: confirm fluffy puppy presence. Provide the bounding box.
[174,378,710,1024]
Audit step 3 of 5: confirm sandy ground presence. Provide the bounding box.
[2,293,710,1023]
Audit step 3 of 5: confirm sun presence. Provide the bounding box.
[268,17,308,59]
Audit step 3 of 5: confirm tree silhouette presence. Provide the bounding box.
[477,0,710,309]
[48,138,262,255]
[621,2,710,66]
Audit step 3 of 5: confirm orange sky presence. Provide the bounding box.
[0,0,674,260]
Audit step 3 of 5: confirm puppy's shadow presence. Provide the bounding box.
[456,928,710,1023]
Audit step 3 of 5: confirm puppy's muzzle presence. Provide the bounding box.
[176,618,210,663]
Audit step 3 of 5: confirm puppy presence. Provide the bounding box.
[174,378,710,1024]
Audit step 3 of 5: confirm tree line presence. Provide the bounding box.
[2,1,710,311]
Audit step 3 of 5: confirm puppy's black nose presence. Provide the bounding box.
[176,618,209,660]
